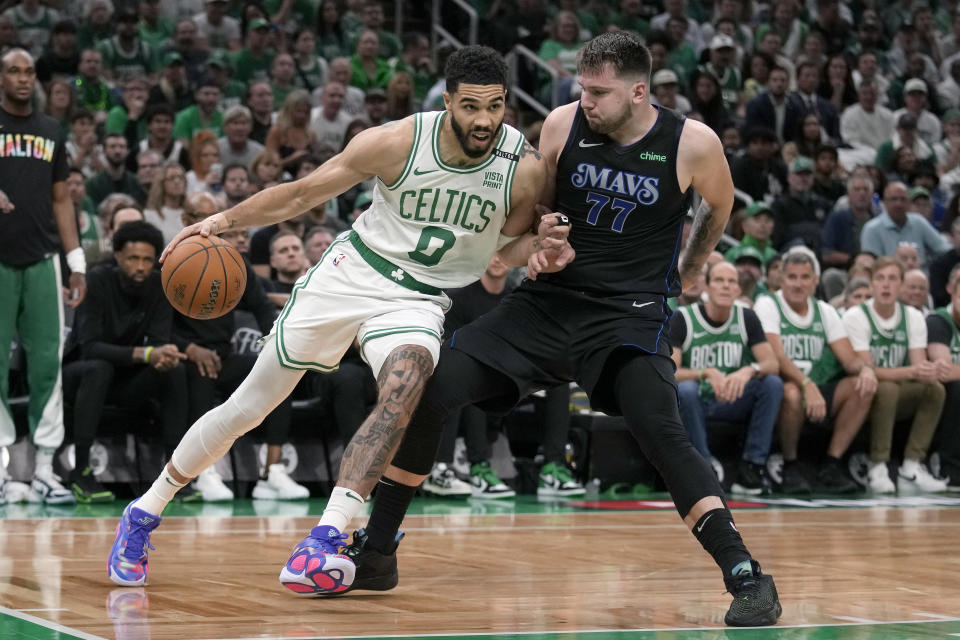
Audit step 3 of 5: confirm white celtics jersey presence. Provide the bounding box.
[352,110,526,289]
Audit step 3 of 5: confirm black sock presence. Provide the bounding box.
[75,443,90,472]
[365,478,418,554]
[691,508,752,577]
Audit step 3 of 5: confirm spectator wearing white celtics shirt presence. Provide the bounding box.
[841,257,947,494]
[754,251,877,495]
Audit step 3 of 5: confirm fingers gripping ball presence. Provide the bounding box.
[161,236,246,319]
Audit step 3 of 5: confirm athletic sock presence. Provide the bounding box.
[691,508,753,577]
[34,446,55,476]
[136,467,187,516]
[318,486,366,533]
[365,478,418,554]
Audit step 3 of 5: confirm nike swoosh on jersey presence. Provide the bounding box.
[632,301,655,308]
[579,139,603,148]
[413,167,438,175]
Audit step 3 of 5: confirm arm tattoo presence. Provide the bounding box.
[337,346,435,494]
[680,199,724,276]
[520,142,542,161]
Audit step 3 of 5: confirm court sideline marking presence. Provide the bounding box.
[0,605,106,640]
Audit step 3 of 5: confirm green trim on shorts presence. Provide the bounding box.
[382,112,422,190]
[359,326,442,349]
[348,231,443,295]
[275,234,351,372]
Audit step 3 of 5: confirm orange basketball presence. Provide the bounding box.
[161,235,247,319]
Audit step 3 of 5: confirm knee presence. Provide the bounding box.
[782,381,802,409]
[677,380,700,405]
[758,374,784,398]
[924,380,946,403]
[876,380,900,402]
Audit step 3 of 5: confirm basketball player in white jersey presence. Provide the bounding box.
[107,46,572,594]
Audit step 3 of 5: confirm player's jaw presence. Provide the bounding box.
[449,110,501,158]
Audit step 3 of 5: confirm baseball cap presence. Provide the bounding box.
[651,69,679,88]
[206,51,230,69]
[904,78,927,94]
[248,18,270,31]
[163,51,184,66]
[710,34,736,50]
[731,246,765,265]
[897,112,918,129]
[743,202,773,218]
[943,108,960,123]
[364,87,387,101]
[908,185,931,200]
[790,156,814,173]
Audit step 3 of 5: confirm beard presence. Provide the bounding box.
[585,102,633,136]
[449,111,502,159]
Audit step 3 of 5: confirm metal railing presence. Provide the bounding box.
[430,0,478,66]
[506,44,557,118]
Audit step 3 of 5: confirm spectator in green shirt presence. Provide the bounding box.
[348,1,401,60]
[269,53,297,107]
[105,76,149,144]
[173,79,225,145]
[205,52,247,110]
[538,11,584,105]
[139,0,176,50]
[726,202,780,267]
[229,17,275,85]
[349,29,393,91]
[389,32,435,104]
[96,6,158,81]
[73,48,116,122]
[78,0,114,49]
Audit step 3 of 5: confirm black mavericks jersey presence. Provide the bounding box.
[539,105,691,297]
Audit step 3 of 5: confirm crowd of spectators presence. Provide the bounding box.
[2,0,959,504]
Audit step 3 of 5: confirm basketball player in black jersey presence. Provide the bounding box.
[340,32,782,627]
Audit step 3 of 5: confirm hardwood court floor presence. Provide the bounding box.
[1,496,959,639]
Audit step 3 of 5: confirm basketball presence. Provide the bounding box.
[161,235,246,319]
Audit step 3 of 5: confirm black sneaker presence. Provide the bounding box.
[175,483,203,502]
[333,528,404,595]
[70,467,115,503]
[816,458,861,494]
[779,460,812,494]
[731,461,772,495]
[723,560,782,627]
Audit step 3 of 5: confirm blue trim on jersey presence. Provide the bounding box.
[618,342,659,354]
[450,329,457,348]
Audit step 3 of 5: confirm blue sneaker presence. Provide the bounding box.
[108,501,162,586]
[279,525,355,596]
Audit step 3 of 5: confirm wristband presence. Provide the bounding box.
[66,247,86,275]
[697,369,704,382]
[143,346,154,363]
[801,377,812,388]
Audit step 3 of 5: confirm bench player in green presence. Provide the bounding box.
[926,264,960,491]
[754,250,878,494]
[672,260,782,495]
[842,257,947,493]
[107,45,573,594]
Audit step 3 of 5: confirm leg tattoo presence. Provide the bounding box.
[337,345,434,496]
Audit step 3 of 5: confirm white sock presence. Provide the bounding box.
[317,486,366,533]
[135,467,187,516]
[34,447,55,476]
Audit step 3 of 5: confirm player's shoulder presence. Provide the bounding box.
[678,117,722,152]
[542,102,579,132]
[816,298,843,320]
[344,115,418,163]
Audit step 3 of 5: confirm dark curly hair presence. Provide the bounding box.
[444,45,507,94]
[112,220,165,257]
[577,31,651,80]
